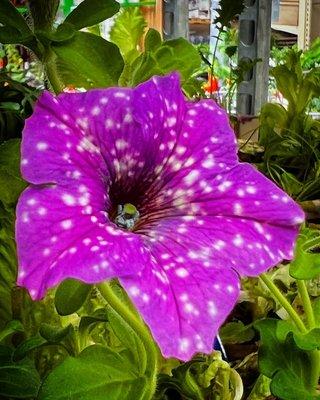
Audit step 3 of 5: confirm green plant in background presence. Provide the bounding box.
[302,38,320,70]
[0,0,124,92]
[1,45,24,82]
[0,73,39,143]
[269,42,320,113]
[259,47,320,201]
[196,0,260,112]
[110,7,202,97]
[0,0,203,96]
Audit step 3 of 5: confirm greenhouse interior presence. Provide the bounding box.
[1,0,320,399]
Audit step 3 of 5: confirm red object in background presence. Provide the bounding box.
[0,56,8,69]
[203,74,219,94]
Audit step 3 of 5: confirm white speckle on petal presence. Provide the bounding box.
[62,194,76,206]
[179,338,190,353]
[43,248,50,256]
[293,215,304,224]
[226,285,235,293]
[184,170,200,186]
[37,142,48,151]
[202,156,215,169]
[233,203,243,215]
[91,106,101,116]
[27,198,36,206]
[175,268,189,278]
[61,219,73,229]
[129,286,140,296]
[114,92,126,98]
[233,234,244,247]
[208,301,217,317]
[38,207,47,216]
[246,185,256,194]
[218,181,232,192]
[105,119,114,128]
[115,139,129,150]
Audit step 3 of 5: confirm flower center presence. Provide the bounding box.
[114,203,140,231]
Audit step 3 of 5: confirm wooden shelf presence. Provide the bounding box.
[189,18,211,25]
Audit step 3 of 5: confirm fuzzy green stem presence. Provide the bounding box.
[45,50,64,94]
[296,281,319,393]
[296,280,316,330]
[97,282,158,400]
[259,274,307,333]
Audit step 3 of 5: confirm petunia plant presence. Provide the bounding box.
[12,70,308,397]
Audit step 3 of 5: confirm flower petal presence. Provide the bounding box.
[145,215,299,278]
[21,91,107,185]
[183,163,305,226]
[120,260,239,360]
[16,185,148,299]
[133,74,238,191]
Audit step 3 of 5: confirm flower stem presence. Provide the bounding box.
[259,273,307,334]
[44,50,64,94]
[296,280,319,393]
[296,280,316,329]
[97,281,158,400]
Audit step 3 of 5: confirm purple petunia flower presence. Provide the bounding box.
[16,73,304,361]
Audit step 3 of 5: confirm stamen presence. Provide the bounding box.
[115,203,140,230]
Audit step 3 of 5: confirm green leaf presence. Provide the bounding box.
[290,228,320,280]
[214,0,246,28]
[247,374,271,400]
[0,139,27,206]
[0,344,13,363]
[155,38,201,81]
[0,358,41,399]
[129,38,201,88]
[39,323,73,343]
[54,279,91,316]
[129,52,159,86]
[156,357,208,400]
[0,140,25,329]
[0,320,24,343]
[38,345,147,400]
[64,0,119,30]
[271,65,298,107]
[0,0,33,36]
[110,7,147,59]
[0,139,23,176]
[0,26,34,45]
[49,23,76,42]
[255,319,317,399]
[225,45,238,58]
[156,353,243,400]
[13,335,47,361]
[275,320,320,350]
[0,169,27,205]
[144,28,162,52]
[78,310,108,337]
[51,31,124,89]
[219,321,255,344]
[0,205,17,329]
[293,329,320,351]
